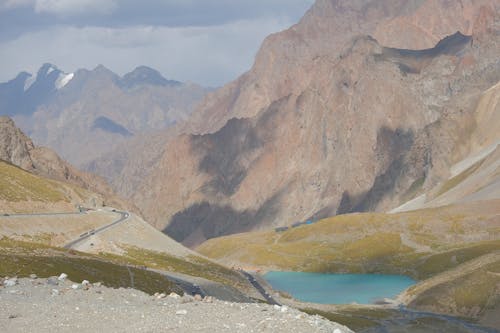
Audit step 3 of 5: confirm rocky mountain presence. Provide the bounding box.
[0,64,208,169]
[0,116,129,210]
[125,0,500,247]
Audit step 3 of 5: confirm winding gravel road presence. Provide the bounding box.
[63,210,129,249]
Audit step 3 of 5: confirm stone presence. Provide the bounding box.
[71,284,81,290]
[175,310,187,316]
[181,295,194,303]
[156,293,166,299]
[193,294,202,301]
[58,273,68,281]
[168,292,180,299]
[203,296,214,303]
[47,277,59,286]
[4,278,17,287]
[51,289,60,296]
[29,274,37,280]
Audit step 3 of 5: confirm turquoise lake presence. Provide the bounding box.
[263,271,416,304]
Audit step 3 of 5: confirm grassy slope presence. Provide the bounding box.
[197,200,500,321]
[0,160,95,212]
[407,254,500,320]
[0,161,65,202]
[197,201,500,278]
[0,238,182,295]
[100,246,249,291]
[0,235,250,298]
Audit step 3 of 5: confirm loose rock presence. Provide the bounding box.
[47,277,59,286]
[4,278,17,287]
[0,278,354,332]
[181,295,194,303]
[168,292,180,299]
[203,296,214,303]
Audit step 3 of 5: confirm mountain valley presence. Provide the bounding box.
[1,1,500,332]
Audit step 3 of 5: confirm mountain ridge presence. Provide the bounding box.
[0,116,131,211]
[128,0,500,247]
[0,63,208,169]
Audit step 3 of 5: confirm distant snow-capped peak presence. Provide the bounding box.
[55,72,74,89]
[23,74,36,91]
[22,64,75,91]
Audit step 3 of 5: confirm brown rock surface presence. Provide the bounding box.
[129,0,500,246]
[0,116,130,210]
[0,116,35,171]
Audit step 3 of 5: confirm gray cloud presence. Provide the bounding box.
[34,0,117,15]
[0,0,315,86]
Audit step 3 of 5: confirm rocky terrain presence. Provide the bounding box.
[121,0,500,247]
[0,64,208,171]
[1,1,499,332]
[0,116,129,211]
[0,277,351,333]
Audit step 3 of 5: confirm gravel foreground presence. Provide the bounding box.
[0,277,353,333]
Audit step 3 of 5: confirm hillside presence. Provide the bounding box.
[0,116,130,211]
[197,199,500,324]
[197,134,500,326]
[0,161,100,213]
[128,0,500,246]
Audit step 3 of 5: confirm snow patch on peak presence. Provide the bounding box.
[46,66,55,75]
[55,72,74,89]
[23,74,36,91]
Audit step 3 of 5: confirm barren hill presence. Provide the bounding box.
[128,0,500,247]
[0,116,129,211]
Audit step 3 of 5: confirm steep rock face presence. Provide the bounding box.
[183,0,498,136]
[1,65,208,170]
[133,0,500,246]
[0,117,35,170]
[0,116,130,209]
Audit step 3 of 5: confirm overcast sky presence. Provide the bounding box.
[0,0,314,87]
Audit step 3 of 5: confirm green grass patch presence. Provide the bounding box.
[0,161,66,202]
[301,308,396,331]
[415,240,500,279]
[101,246,248,290]
[410,259,500,318]
[342,233,412,261]
[0,254,182,295]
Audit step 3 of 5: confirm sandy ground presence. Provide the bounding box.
[0,278,352,333]
[73,213,195,258]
